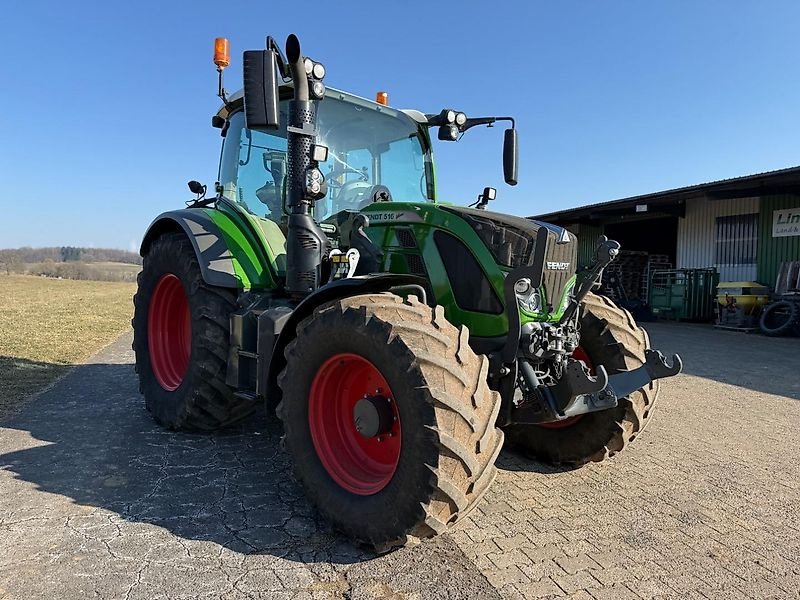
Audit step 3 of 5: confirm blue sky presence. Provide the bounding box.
[2,1,799,250]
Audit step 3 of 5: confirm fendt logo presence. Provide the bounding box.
[546,261,570,270]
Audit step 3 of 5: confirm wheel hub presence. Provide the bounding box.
[353,395,394,439]
[308,353,402,495]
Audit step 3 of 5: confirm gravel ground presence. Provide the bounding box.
[0,322,798,599]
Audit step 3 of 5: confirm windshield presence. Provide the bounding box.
[218,96,433,224]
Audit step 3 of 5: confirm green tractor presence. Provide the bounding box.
[132,34,682,549]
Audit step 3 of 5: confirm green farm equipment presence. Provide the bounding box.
[132,34,682,548]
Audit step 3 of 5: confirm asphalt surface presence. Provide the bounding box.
[1,323,799,599]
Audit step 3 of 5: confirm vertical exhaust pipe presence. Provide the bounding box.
[284,34,328,297]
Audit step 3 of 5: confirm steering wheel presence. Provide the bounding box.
[326,164,367,180]
[335,181,373,209]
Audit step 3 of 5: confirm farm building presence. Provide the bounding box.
[531,166,800,314]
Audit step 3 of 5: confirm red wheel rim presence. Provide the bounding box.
[147,274,191,391]
[309,353,401,495]
[539,346,592,429]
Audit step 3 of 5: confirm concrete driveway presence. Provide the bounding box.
[1,323,798,599]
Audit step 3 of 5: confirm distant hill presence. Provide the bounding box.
[0,246,142,265]
[0,247,142,282]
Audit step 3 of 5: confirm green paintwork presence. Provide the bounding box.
[360,202,566,338]
[204,203,281,290]
[757,194,800,289]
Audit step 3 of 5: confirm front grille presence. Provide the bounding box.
[542,232,577,310]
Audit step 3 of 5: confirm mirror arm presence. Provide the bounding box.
[266,36,290,79]
[458,116,516,133]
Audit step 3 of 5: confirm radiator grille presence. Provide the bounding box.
[406,254,427,276]
[542,231,578,310]
[396,228,417,249]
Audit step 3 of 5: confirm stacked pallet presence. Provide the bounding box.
[603,251,648,301]
[642,254,673,302]
[600,251,672,304]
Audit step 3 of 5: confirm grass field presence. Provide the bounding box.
[0,274,136,420]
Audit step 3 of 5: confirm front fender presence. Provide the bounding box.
[265,274,428,407]
[140,209,275,289]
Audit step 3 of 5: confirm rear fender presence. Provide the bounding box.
[140,209,275,289]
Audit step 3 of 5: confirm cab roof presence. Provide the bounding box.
[215,87,428,125]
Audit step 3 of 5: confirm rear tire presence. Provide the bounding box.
[277,293,503,549]
[132,232,255,431]
[759,300,799,337]
[504,293,658,466]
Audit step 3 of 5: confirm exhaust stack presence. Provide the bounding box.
[283,34,329,297]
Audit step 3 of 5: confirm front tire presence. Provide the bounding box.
[277,293,503,549]
[132,232,255,431]
[504,293,658,466]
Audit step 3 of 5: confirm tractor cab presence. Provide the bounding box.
[215,88,435,227]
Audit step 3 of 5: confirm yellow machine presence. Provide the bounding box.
[715,281,770,329]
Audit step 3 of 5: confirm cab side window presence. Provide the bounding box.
[219,112,288,224]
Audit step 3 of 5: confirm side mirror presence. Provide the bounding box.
[187,180,205,195]
[503,128,518,186]
[243,49,280,130]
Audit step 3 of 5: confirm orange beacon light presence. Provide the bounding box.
[214,38,230,69]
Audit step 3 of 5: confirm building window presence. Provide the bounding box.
[715,213,758,266]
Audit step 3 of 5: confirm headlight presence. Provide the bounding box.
[514,278,531,295]
[514,278,541,312]
[455,112,467,126]
[445,110,456,124]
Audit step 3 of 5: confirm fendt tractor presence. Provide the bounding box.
[133,34,682,548]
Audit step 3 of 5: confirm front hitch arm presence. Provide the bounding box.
[512,350,683,425]
[559,235,620,325]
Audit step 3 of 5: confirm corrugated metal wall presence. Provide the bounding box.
[565,223,605,268]
[676,196,760,281]
[757,194,800,289]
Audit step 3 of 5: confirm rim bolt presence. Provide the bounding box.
[376,436,382,442]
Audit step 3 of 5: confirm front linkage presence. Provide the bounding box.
[497,234,683,427]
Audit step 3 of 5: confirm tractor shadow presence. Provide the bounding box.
[495,449,578,474]
[0,360,373,565]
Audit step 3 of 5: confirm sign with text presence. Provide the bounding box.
[772,208,800,237]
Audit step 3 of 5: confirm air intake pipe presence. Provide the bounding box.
[284,34,328,297]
